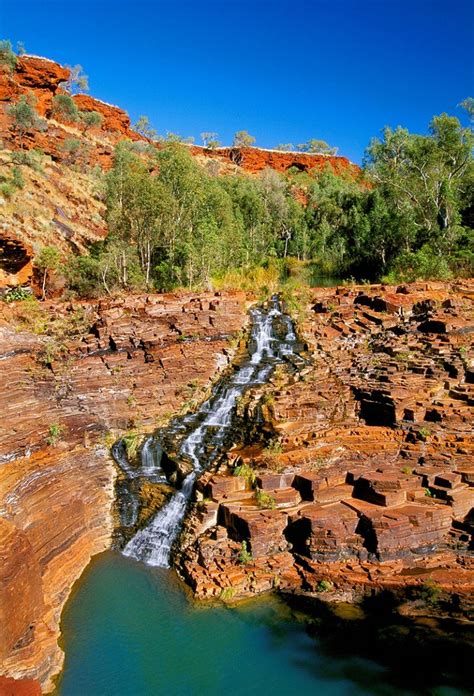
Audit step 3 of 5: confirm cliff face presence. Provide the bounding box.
[0,56,359,175]
[0,291,248,692]
[177,281,474,613]
[191,145,359,177]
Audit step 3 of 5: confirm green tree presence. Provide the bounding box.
[35,246,61,299]
[133,115,158,140]
[200,131,220,148]
[0,39,17,71]
[51,93,79,122]
[365,114,473,253]
[79,110,103,133]
[297,139,338,155]
[233,130,256,147]
[61,64,89,94]
[7,93,39,149]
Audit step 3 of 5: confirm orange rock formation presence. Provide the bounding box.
[0,291,248,692]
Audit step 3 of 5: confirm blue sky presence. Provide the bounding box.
[1,0,472,163]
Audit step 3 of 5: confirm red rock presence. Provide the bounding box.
[0,676,41,696]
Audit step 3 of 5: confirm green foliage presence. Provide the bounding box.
[219,587,236,601]
[263,439,283,457]
[123,432,141,461]
[297,139,338,155]
[0,182,14,198]
[60,64,89,94]
[46,423,66,446]
[52,94,79,122]
[417,579,441,606]
[7,93,40,148]
[382,246,453,283]
[2,286,32,303]
[64,104,473,298]
[35,246,61,299]
[316,579,334,592]
[233,130,256,147]
[11,148,44,171]
[79,110,103,133]
[133,115,158,140]
[0,39,17,71]
[237,540,253,565]
[233,462,256,485]
[200,131,220,148]
[61,138,83,164]
[255,489,276,509]
[11,166,25,189]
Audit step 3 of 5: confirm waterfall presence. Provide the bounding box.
[121,296,300,568]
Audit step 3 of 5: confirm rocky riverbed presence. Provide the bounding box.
[0,281,473,694]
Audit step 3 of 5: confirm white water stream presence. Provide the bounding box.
[120,297,300,568]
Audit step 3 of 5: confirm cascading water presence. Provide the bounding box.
[119,296,301,568]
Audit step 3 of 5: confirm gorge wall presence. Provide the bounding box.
[176,281,474,614]
[0,291,247,692]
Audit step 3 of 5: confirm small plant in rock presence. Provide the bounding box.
[316,579,334,592]
[123,431,141,461]
[233,462,256,485]
[126,394,137,407]
[424,487,433,497]
[401,466,413,475]
[52,94,79,122]
[262,438,283,463]
[418,427,431,441]
[79,110,103,134]
[8,93,40,149]
[255,489,276,510]
[47,423,66,446]
[2,286,32,303]
[220,587,236,601]
[238,540,253,565]
[0,39,17,72]
[417,579,441,606]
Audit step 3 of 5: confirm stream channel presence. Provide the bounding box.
[55,297,473,695]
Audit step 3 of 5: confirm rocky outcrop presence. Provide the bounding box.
[177,281,474,615]
[0,233,33,287]
[0,56,359,179]
[191,145,360,178]
[0,291,248,692]
[0,56,69,115]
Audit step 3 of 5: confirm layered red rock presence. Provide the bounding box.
[190,145,360,177]
[177,281,474,609]
[0,291,248,691]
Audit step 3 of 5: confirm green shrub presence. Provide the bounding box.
[220,587,236,601]
[0,182,14,198]
[255,489,276,509]
[316,579,334,592]
[384,246,453,283]
[79,110,103,133]
[233,462,256,485]
[46,423,66,446]
[52,94,79,121]
[0,39,17,72]
[2,286,32,303]
[237,540,253,565]
[11,166,25,189]
[123,432,141,461]
[417,579,441,605]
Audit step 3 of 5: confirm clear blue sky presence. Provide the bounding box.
[1,0,472,163]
